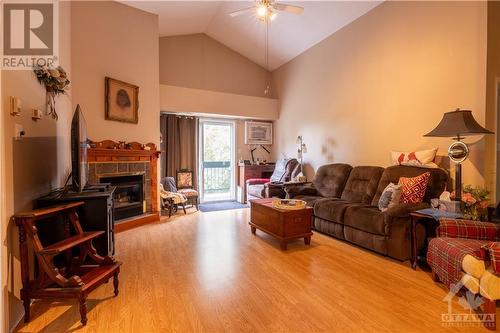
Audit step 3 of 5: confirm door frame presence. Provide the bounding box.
[198,118,237,203]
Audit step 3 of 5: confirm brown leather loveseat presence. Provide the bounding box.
[287,163,448,261]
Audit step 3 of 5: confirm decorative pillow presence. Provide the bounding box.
[391,148,438,168]
[378,183,402,212]
[398,172,431,204]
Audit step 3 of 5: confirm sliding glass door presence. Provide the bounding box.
[199,120,236,202]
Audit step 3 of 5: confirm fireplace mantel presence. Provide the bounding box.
[88,140,161,222]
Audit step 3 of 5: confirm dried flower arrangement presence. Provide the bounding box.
[33,65,70,120]
[452,185,490,221]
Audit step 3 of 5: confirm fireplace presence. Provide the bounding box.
[100,173,145,220]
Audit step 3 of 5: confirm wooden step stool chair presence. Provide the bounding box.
[13,202,122,326]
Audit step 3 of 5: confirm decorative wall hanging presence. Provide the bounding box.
[33,65,70,120]
[105,77,139,124]
[245,121,273,145]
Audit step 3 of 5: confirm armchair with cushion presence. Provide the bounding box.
[246,158,301,201]
[427,219,500,330]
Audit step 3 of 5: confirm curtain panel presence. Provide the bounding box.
[160,114,199,190]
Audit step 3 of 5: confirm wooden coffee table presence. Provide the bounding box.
[249,198,313,250]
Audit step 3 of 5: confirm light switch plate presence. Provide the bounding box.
[9,96,21,116]
[32,109,42,120]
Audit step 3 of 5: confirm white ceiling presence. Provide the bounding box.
[121,1,383,70]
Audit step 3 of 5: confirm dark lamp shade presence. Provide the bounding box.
[424,109,493,138]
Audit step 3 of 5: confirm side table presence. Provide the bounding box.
[409,212,438,270]
[283,181,312,199]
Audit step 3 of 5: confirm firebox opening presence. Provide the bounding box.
[100,174,145,220]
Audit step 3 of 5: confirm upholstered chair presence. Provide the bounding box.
[427,218,500,330]
[246,158,301,201]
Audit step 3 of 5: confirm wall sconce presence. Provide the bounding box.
[296,135,307,175]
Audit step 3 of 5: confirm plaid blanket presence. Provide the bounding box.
[438,218,500,241]
[427,238,488,287]
[427,218,500,287]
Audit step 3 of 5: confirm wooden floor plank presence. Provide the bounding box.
[15,208,496,332]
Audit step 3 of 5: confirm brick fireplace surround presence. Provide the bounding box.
[87,140,161,231]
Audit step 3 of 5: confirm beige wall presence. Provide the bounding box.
[1,2,72,330]
[71,1,160,146]
[487,1,500,200]
[272,1,488,186]
[160,34,272,98]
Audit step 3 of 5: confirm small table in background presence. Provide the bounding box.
[409,208,463,270]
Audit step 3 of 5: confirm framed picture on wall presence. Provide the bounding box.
[105,77,139,124]
[245,121,273,145]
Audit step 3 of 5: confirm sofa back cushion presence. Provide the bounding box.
[371,165,448,206]
[340,166,385,204]
[313,163,353,198]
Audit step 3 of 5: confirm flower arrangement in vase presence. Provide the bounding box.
[452,185,490,221]
[33,65,70,120]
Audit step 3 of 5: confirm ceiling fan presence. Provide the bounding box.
[228,0,304,20]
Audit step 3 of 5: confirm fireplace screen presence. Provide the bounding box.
[100,174,144,220]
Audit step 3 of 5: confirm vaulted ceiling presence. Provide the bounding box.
[122,1,382,70]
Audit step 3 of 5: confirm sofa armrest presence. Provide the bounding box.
[437,218,500,241]
[385,202,429,218]
[246,178,270,186]
[284,183,318,198]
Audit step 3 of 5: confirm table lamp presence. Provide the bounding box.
[296,135,307,175]
[424,108,493,201]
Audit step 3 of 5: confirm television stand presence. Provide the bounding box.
[37,186,116,256]
[84,183,111,192]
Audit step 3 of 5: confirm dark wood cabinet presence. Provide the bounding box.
[37,186,116,256]
[238,164,275,203]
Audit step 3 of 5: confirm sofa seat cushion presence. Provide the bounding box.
[343,206,391,236]
[480,268,500,300]
[294,195,323,208]
[247,184,265,199]
[314,198,365,224]
[178,188,198,198]
[462,254,486,279]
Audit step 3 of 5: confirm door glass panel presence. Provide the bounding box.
[200,122,234,202]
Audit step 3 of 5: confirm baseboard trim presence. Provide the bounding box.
[115,212,159,233]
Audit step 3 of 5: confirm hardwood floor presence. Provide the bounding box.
[16,208,495,332]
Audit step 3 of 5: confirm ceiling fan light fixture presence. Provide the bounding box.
[257,5,268,17]
[269,11,277,20]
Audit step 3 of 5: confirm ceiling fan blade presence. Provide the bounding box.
[228,6,255,17]
[273,3,304,14]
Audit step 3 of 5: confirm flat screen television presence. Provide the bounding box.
[71,104,89,192]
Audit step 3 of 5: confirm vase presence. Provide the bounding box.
[46,88,58,120]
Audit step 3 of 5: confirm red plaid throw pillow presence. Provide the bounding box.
[482,242,500,275]
[398,172,430,204]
